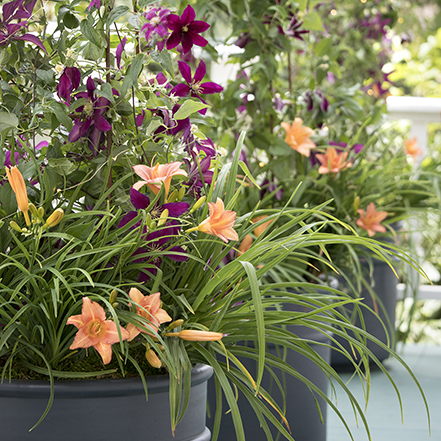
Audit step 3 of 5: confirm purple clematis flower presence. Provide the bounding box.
[133,221,188,282]
[150,104,191,140]
[135,110,145,127]
[329,141,364,154]
[56,67,81,104]
[170,60,223,115]
[68,77,112,154]
[260,177,283,201]
[142,7,170,52]
[88,0,100,10]
[183,152,213,198]
[116,36,127,69]
[361,13,391,40]
[0,0,46,52]
[166,5,209,54]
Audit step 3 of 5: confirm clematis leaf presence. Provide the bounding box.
[0,112,18,133]
[174,100,210,120]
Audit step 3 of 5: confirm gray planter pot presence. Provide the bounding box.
[0,364,213,441]
[207,321,331,441]
[331,258,398,368]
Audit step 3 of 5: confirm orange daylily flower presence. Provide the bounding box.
[165,330,224,341]
[315,147,352,174]
[405,137,422,157]
[281,118,315,157]
[126,288,172,341]
[67,297,130,365]
[133,161,187,198]
[5,166,30,226]
[197,198,239,243]
[356,202,387,237]
[237,215,274,256]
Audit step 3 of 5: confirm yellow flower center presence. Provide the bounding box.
[87,319,106,338]
[191,82,201,93]
[83,102,94,116]
[182,25,188,32]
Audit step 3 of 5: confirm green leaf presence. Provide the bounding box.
[107,5,129,28]
[47,158,75,176]
[121,53,145,97]
[50,102,72,131]
[36,69,55,86]
[63,12,79,30]
[98,83,115,104]
[298,0,307,11]
[303,12,324,31]
[80,19,103,48]
[315,37,333,57]
[174,100,210,120]
[138,0,157,6]
[0,112,18,133]
[82,42,103,61]
[151,50,173,77]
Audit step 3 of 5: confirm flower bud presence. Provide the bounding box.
[168,189,179,203]
[165,330,223,341]
[189,196,206,214]
[178,187,186,201]
[145,213,153,229]
[145,349,162,368]
[38,207,45,218]
[10,221,23,233]
[29,203,39,218]
[353,196,360,212]
[157,209,169,227]
[109,289,118,304]
[43,208,64,228]
[166,319,184,331]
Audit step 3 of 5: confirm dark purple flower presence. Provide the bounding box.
[150,105,191,140]
[170,60,223,115]
[195,138,216,157]
[0,0,46,52]
[360,13,391,40]
[273,94,284,112]
[183,152,213,197]
[234,32,252,48]
[304,89,328,113]
[142,7,170,52]
[68,77,112,153]
[281,14,309,41]
[260,178,283,201]
[56,67,81,104]
[118,188,190,228]
[166,5,209,54]
[329,141,364,155]
[135,110,145,127]
[88,0,100,10]
[116,36,127,69]
[134,221,188,281]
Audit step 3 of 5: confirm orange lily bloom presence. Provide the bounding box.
[356,202,387,237]
[237,215,273,256]
[67,297,130,365]
[315,147,352,174]
[252,215,274,237]
[133,162,187,198]
[405,137,422,157]
[281,118,315,157]
[197,198,239,243]
[5,166,30,226]
[165,330,224,341]
[237,234,253,256]
[126,288,172,341]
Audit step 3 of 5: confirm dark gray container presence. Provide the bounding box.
[0,364,213,441]
[207,323,331,441]
[331,258,398,367]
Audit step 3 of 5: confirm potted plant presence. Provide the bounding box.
[0,1,430,441]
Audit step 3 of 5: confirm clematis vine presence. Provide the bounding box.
[126,289,172,341]
[183,152,213,198]
[315,147,352,174]
[356,202,387,237]
[281,118,315,157]
[68,77,112,154]
[166,4,209,54]
[194,198,239,243]
[56,67,81,104]
[0,0,46,52]
[67,297,130,365]
[170,60,223,115]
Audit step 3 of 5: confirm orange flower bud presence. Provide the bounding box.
[5,166,30,226]
[145,349,162,368]
[166,330,223,341]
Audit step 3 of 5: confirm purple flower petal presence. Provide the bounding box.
[116,36,127,69]
[193,59,206,83]
[187,31,208,48]
[94,113,111,132]
[170,83,190,97]
[180,5,195,26]
[167,246,188,262]
[166,30,181,49]
[130,188,150,209]
[162,202,190,217]
[178,61,192,84]
[199,81,223,94]
[15,33,46,52]
[189,20,210,33]
[118,211,138,228]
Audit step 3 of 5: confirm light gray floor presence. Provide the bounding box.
[327,344,440,441]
